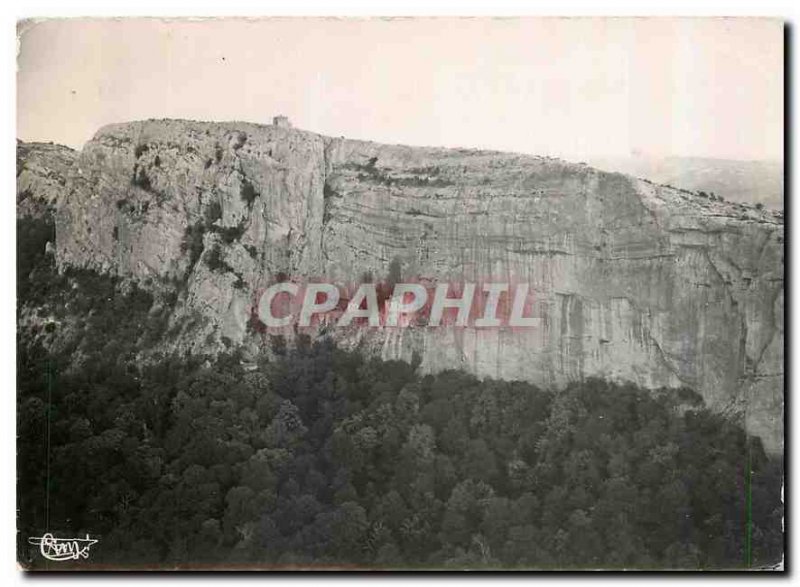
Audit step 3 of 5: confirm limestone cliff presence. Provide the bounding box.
[25,119,783,452]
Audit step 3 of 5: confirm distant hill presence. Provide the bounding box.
[587,156,783,209]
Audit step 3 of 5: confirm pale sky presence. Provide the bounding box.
[17,17,783,161]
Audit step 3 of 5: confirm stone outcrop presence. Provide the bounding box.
[17,140,77,219]
[22,119,783,452]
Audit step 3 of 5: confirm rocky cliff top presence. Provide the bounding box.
[17,119,785,453]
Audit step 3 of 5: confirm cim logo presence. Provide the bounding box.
[28,533,99,562]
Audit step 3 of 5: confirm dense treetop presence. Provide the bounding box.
[17,215,783,569]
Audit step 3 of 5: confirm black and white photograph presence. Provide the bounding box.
[14,12,785,572]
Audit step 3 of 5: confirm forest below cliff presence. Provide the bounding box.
[17,214,783,569]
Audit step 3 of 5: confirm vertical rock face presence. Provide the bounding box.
[45,120,783,453]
